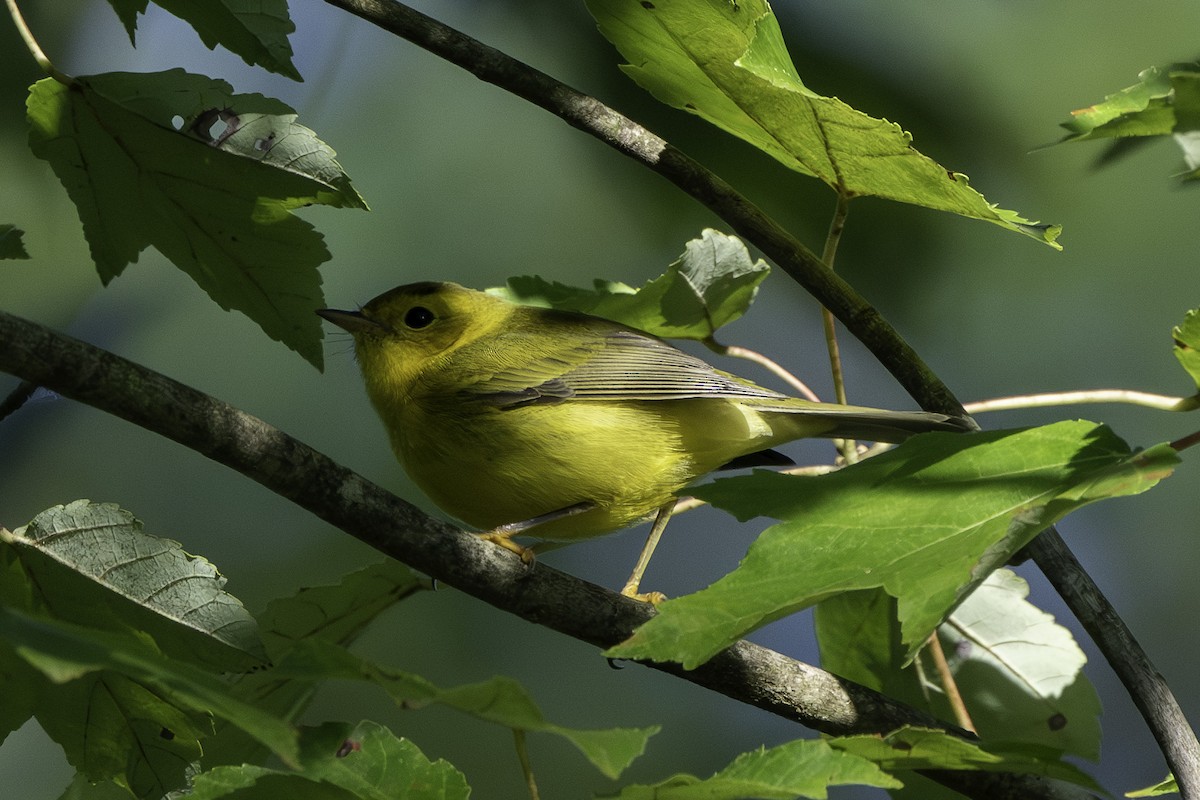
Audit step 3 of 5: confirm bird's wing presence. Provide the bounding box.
[459,327,788,408]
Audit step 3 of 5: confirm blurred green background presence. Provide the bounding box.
[2,1,1198,796]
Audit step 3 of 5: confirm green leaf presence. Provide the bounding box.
[817,574,1102,763]
[586,0,1059,248]
[258,560,428,655]
[57,773,139,800]
[6,500,266,672]
[605,737,900,799]
[1057,65,1177,141]
[608,422,1178,668]
[1128,775,1178,797]
[940,569,1102,760]
[36,671,207,797]
[103,0,301,80]
[26,71,368,368]
[272,639,657,780]
[0,607,300,787]
[815,590,928,710]
[1172,309,1200,391]
[493,229,769,339]
[0,643,45,743]
[1054,63,1200,180]
[0,224,30,259]
[829,727,1101,790]
[183,722,470,800]
[203,561,427,768]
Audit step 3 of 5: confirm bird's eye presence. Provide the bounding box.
[403,306,436,330]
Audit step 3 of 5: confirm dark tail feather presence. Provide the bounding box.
[820,410,974,444]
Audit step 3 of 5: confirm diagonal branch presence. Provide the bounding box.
[1,310,1091,800]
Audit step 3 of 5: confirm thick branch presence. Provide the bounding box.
[315,2,1200,793]
[1,311,1089,800]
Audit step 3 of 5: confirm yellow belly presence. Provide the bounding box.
[385,390,819,540]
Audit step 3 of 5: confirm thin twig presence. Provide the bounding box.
[926,633,976,734]
[1027,529,1200,797]
[703,339,822,401]
[0,309,1095,800]
[965,389,1200,415]
[820,194,856,463]
[5,0,71,84]
[1171,429,1200,451]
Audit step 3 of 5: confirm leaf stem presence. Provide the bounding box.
[513,729,540,800]
[820,195,857,463]
[820,195,851,407]
[1170,428,1200,452]
[1027,529,1200,797]
[926,632,976,734]
[965,389,1200,415]
[4,0,71,84]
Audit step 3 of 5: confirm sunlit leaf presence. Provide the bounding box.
[605,737,899,799]
[493,229,769,339]
[586,0,1059,247]
[829,727,1100,790]
[1172,308,1200,390]
[1128,775,1178,797]
[609,422,1178,668]
[1054,63,1200,180]
[940,569,1102,760]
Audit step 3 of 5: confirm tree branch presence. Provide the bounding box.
[314,1,1200,793]
[1030,529,1200,794]
[1,310,1090,800]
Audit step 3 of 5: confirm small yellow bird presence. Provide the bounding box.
[319,282,967,599]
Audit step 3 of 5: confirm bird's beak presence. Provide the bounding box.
[316,308,389,335]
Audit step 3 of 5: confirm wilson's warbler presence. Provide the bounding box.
[319,282,968,598]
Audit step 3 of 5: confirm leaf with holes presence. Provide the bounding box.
[26,70,367,368]
[939,569,1101,760]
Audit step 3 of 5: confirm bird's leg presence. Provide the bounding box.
[620,500,677,605]
[478,500,595,564]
